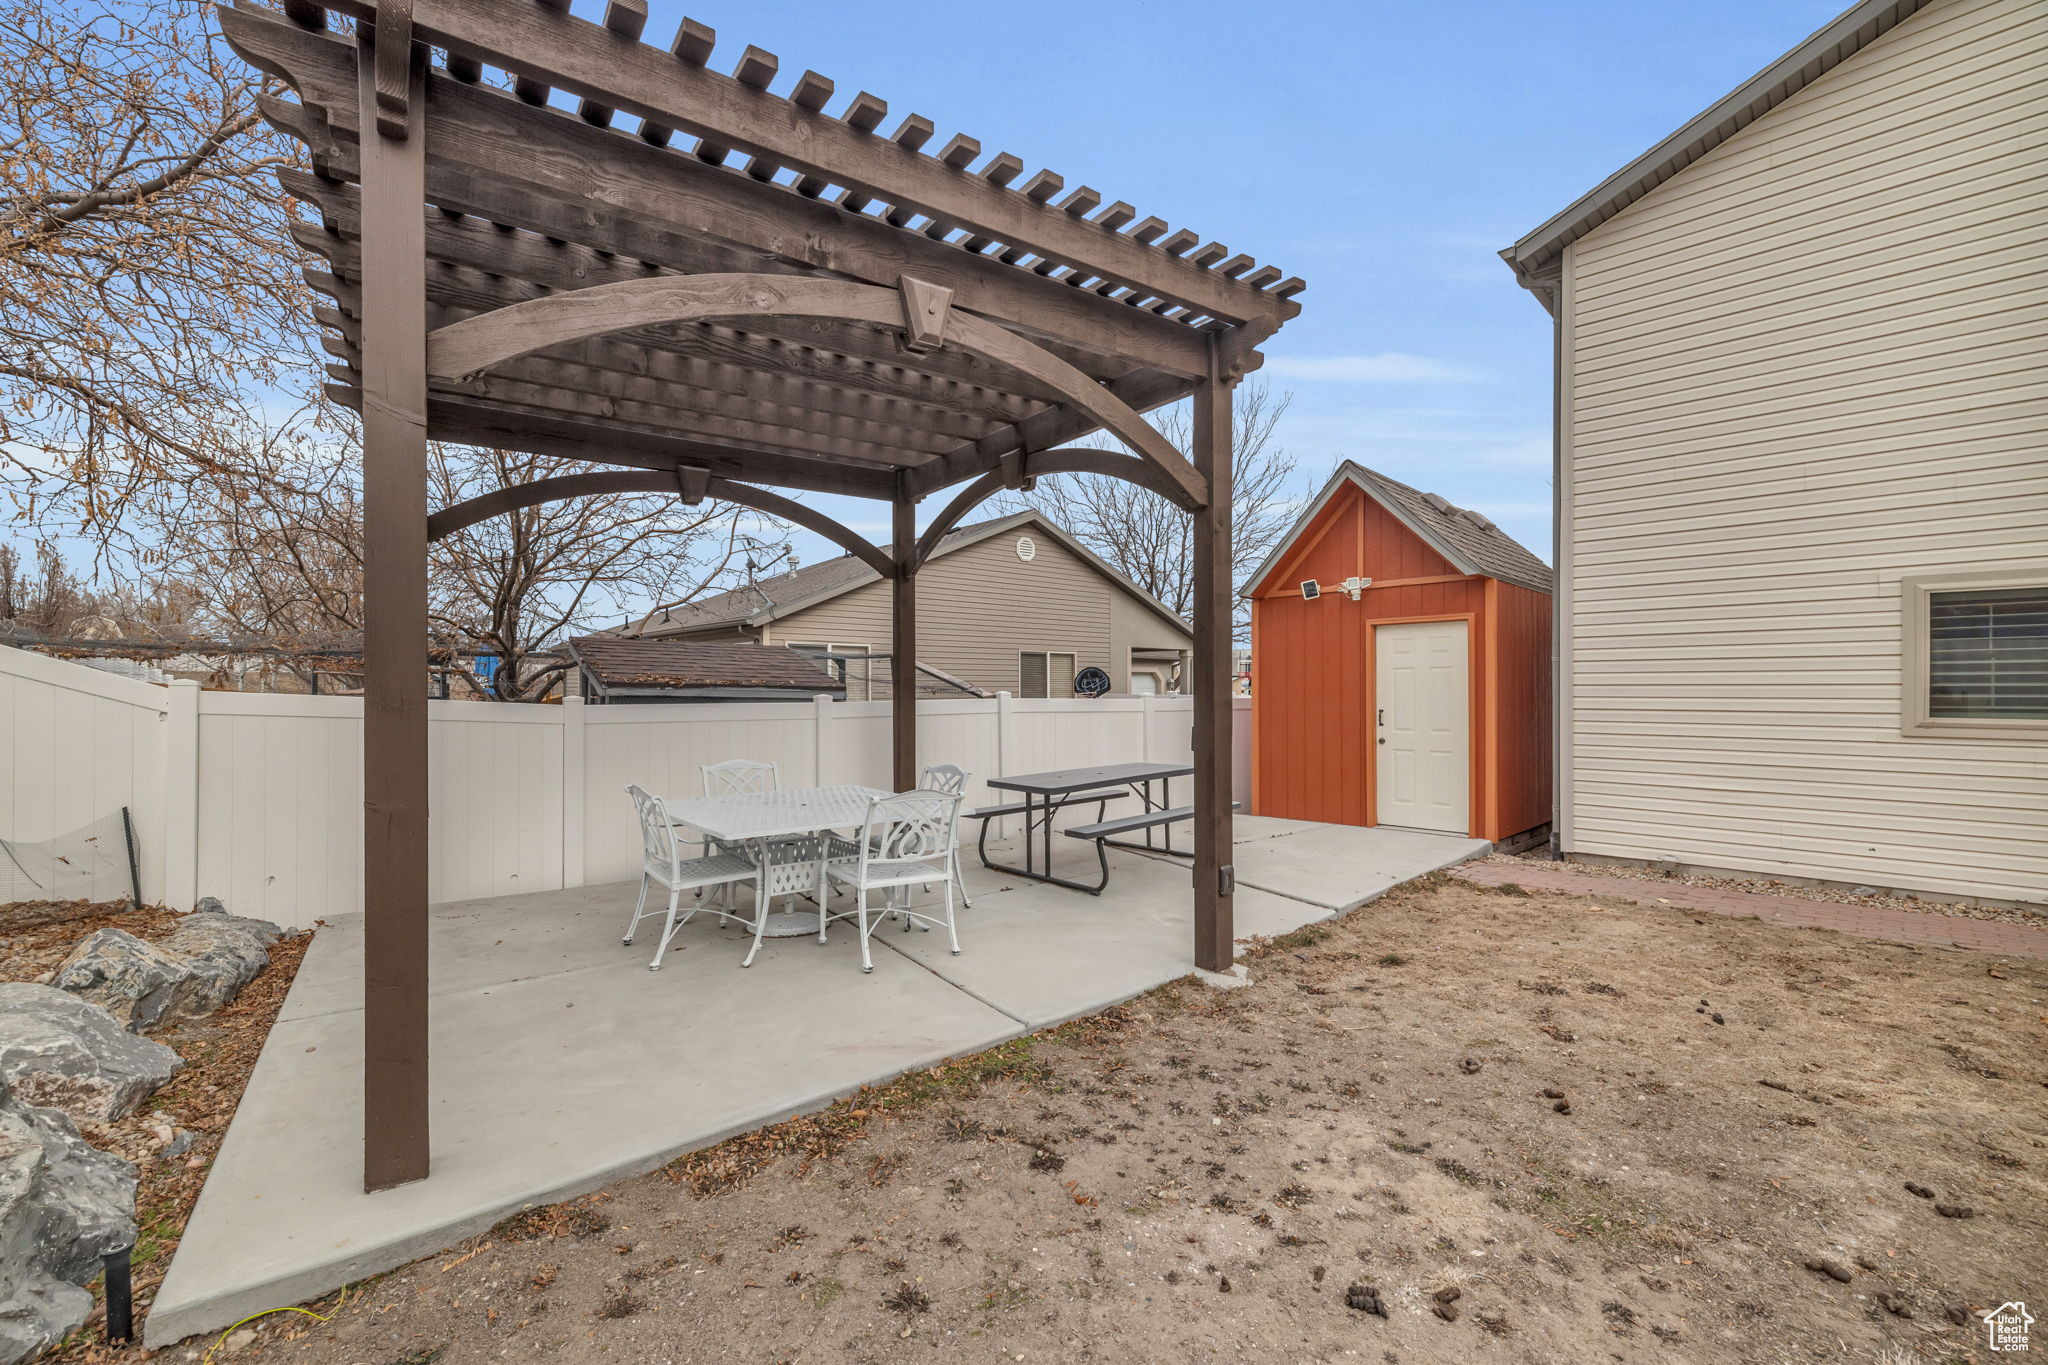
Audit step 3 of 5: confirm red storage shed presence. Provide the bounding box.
[1245,463,1553,843]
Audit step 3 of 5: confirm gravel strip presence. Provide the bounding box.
[1479,852,2045,927]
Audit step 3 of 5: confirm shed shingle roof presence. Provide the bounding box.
[1245,462,1553,597]
[568,638,840,692]
[1346,466,1553,594]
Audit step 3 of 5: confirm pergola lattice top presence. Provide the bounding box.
[223,0,1304,517]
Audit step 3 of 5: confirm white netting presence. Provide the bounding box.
[0,808,140,907]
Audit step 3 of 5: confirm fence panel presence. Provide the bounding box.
[194,694,364,926]
[581,701,819,885]
[4,649,1253,929]
[0,647,169,902]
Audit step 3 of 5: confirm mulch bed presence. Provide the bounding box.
[1,898,312,1362]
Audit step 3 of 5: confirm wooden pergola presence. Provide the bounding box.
[221,0,1303,1192]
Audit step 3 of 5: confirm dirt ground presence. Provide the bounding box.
[1479,851,2048,928]
[131,875,2048,1365]
[2,899,313,1359]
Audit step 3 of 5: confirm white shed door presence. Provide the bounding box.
[1375,620,1470,834]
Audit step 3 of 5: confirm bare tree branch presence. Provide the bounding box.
[0,0,315,541]
[999,378,1299,643]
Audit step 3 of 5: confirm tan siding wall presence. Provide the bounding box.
[764,530,1188,696]
[1561,0,2048,904]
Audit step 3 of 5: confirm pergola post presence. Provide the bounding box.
[356,32,431,1193]
[1191,349,1238,973]
[891,493,918,791]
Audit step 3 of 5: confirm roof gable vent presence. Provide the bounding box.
[1015,535,1037,562]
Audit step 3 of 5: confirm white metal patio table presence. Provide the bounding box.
[660,784,889,938]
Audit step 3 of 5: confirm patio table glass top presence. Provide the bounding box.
[659,784,891,842]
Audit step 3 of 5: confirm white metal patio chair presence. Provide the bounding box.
[622,785,758,971]
[920,764,973,909]
[697,758,786,912]
[701,758,780,797]
[823,790,965,973]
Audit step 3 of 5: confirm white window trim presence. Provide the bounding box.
[1017,649,1077,699]
[1900,568,2048,741]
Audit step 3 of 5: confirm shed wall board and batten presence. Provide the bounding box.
[1557,0,2048,905]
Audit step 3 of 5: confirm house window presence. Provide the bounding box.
[1902,572,2048,738]
[1018,650,1076,699]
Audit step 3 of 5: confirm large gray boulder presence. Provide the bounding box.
[0,1083,136,1365]
[0,985,182,1126]
[46,931,186,1033]
[51,903,282,1033]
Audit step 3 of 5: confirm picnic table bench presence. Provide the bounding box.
[972,761,1195,895]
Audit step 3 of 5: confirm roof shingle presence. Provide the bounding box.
[568,638,840,692]
[1345,465,1553,594]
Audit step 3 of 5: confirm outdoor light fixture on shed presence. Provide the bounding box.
[1301,577,1371,601]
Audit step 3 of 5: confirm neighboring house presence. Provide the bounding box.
[567,638,843,703]
[1501,0,2046,906]
[1245,463,1552,843]
[635,512,1194,699]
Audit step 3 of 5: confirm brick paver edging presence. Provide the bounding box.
[1452,863,2048,962]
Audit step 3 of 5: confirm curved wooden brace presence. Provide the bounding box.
[427,468,896,579]
[914,447,1186,566]
[425,273,1209,510]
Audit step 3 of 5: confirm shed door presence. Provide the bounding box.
[1375,620,1469,834]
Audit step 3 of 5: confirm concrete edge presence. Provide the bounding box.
[143,1019,1021,1349]
[1224,837,1494,914]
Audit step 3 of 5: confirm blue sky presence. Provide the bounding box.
[636,0,1850,570]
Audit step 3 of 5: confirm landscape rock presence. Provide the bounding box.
[51,906,282,1032]
[0,985,182,1125]
[46,931,187,1033]
[0,1082,137,1365]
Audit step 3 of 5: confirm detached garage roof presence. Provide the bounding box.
[568,638,841,695]
[1500,0,1932,306]
[1247,462,1553,596]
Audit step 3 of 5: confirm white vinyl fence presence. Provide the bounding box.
[2,646,1251,930]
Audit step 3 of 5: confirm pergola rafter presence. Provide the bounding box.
[220,0,1302,1194]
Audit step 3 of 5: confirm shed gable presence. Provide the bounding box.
[1253,481,1460,598]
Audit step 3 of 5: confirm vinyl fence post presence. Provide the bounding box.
[995,690,1015,839]
[163,680,201,912]
[813,691,834,788]
[561,696,586,889]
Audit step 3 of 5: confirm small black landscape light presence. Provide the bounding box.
[103,1245,133,1345]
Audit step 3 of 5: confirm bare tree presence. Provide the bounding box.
[160,439,793,700]
[999,378,1298,641]
[423,445,791,701]
[0,0,310,534]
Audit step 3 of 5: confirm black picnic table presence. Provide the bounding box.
[976,761,1194,895]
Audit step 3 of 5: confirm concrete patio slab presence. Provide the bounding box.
[145,888,1020,1348]
[1224,821,1489,911]
[879,852,1319,1029]
[146,821,1479,1347]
